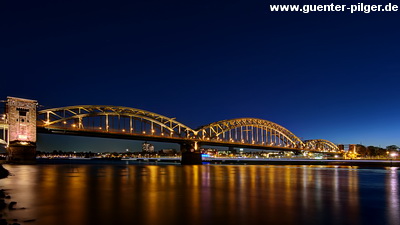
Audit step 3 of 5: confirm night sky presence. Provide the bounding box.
[2,0,400,151]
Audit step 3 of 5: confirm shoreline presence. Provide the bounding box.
[0,164,9,179]
[1,164,11,225]
[32,158,400,167]
[206,159,400,167]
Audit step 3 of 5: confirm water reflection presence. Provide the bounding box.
[386,167,399,225]
[1,165,398,225]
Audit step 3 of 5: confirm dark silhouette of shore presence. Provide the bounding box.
[0,165,9,179]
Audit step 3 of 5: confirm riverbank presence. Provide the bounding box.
[34,158,400,167]
[205,158,400,167]
[1,164,11,225]
[0,165,9,179]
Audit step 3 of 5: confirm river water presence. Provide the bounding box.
[1,163,399,225]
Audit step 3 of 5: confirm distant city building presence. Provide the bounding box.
[200,148,218,156]
[338,144,357,152]
[159,149,176,154]
[142,142,154,152]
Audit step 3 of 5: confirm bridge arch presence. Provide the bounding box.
[195,118,304,148]
[37,106,340,153]
[37,105,195,138]
[303,139,339,152]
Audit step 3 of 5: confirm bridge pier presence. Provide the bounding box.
[7,142,36,164]
[5,97,38,164]
[180,141,202,165]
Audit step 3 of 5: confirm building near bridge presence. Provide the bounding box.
[200,148,218,157]
[6,97,38,163]
[159,149,176,154]
[338,144,363,154]
[142,142,154,153]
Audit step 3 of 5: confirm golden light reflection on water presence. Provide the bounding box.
[1,164,398,225]
[386,167,399,225]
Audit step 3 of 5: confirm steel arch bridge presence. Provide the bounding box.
[303,139,339,152]
[37,105,195,139]
[196,118,303,148]
[36,105,341,153]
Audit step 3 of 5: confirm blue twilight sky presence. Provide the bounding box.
[1,0,400,152]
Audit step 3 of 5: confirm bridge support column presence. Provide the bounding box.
[5,97,38,164]
[7,142,36,164]
[180,141,202,165]
[228,146,237,154]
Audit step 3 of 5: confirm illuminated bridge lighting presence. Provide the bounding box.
[36,105,341,153]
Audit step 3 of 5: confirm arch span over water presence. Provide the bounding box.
[37,105,340,152]
[38,105,195,138]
